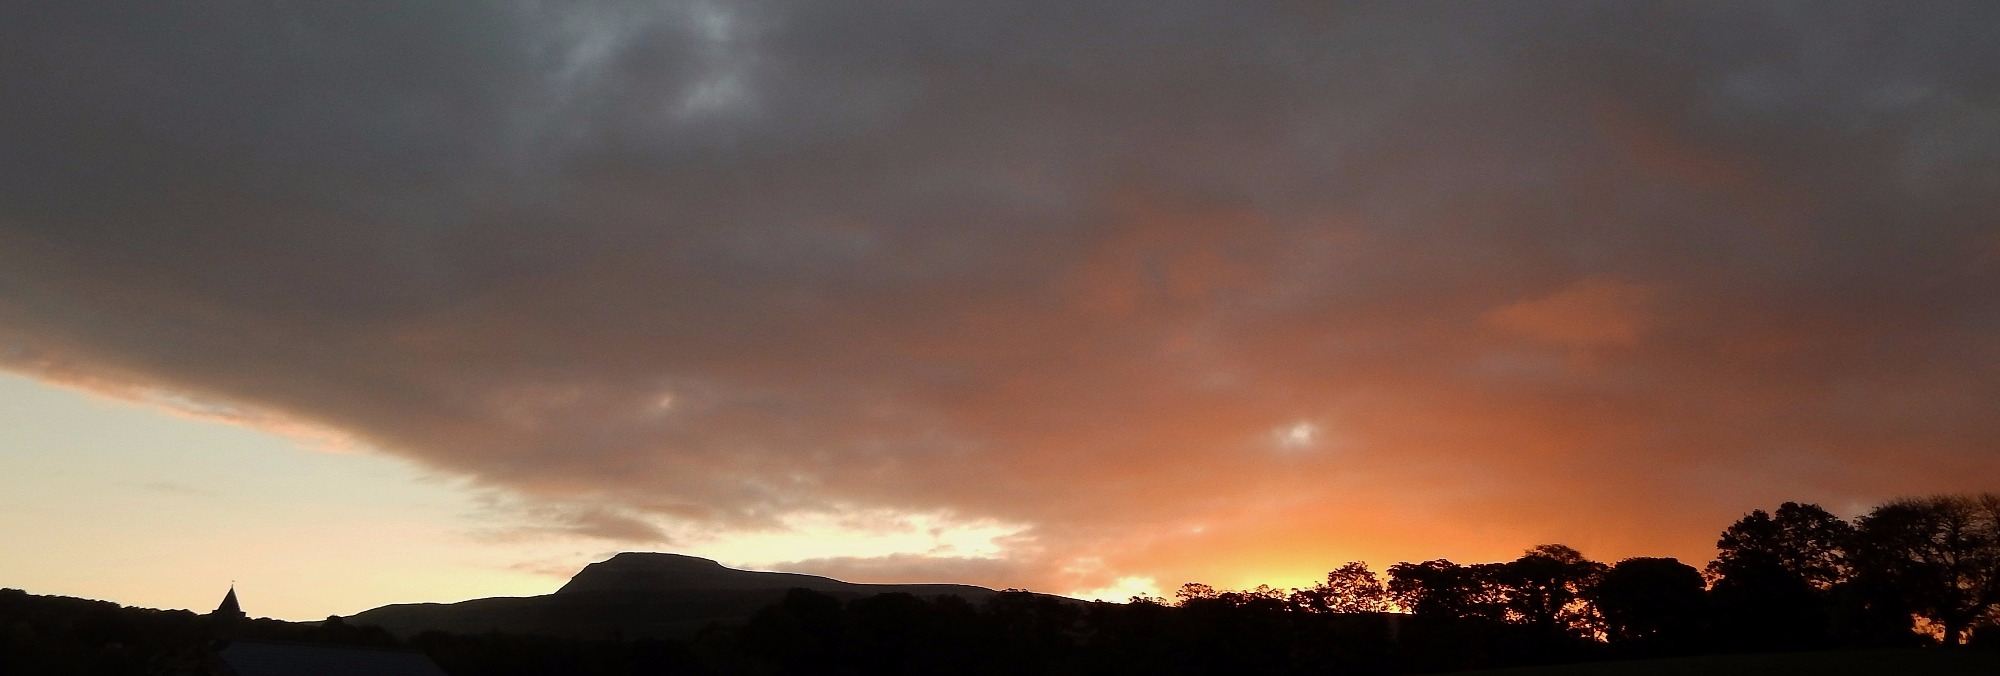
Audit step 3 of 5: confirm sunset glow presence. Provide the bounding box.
[2,2,1996,626]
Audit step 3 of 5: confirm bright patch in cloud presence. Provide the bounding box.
[688,509,1030,569]
[1275,421,1319,450]
[1069,576,1161,603]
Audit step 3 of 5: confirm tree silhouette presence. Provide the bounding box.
[1172,582,1218,605]
[740,588,849,673]
[982,590,1082,672]
[1590,557,1706,650]
[1707,503,1851,650]
[1852,494,2000,646]
[847,592,930,673]
[1709,502,1852,590]
[1216,585,1290,612]
[1492,545,1606,636]
[1388,559,1500,620]
[1291,561,1389,614]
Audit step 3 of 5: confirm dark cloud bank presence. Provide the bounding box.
[3,2,1997,591]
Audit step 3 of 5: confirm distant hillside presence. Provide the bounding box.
[348,553,1023,639]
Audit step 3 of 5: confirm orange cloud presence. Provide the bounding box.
[1484,278,1654,349]
[2,1,1997,610]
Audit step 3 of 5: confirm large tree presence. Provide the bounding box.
[1590,557,1707,649]
[1173,583,1219,605]
[1706,502,1852,649]
[1387,559,1501,621]
[1852,494,2000,645]
[1708,502,1853,589]
[1291,562,1389,614]
[1491,545,1607,636]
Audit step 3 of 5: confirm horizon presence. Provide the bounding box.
[3,2,1997,623]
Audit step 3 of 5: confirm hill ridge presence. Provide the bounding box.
[349,552,1027,639]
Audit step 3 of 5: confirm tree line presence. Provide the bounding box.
[1230,493,2000,651]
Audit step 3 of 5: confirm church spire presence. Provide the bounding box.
[213,584,244,619]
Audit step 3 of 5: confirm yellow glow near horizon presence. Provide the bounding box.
[1068,576,1162,603]
[0,374,1053,617]
[0,374,574,619]
[690,509,1029,573]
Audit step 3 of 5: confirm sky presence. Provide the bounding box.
[2,2,1997,621]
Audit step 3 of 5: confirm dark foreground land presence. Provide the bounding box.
[9,495,2000,674]
[8,583,2000,676]
[1464,649,2000,676]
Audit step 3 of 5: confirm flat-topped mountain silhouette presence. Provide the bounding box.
[349,553,1022,639]
[556,552,994,597]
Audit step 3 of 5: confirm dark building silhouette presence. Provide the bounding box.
[212,585,245,620]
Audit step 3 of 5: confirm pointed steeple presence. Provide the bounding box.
[213,584,245,619]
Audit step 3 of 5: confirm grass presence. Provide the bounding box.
[1456,649,2000,676]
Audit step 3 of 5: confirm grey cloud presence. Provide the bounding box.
[557,507,675,544]
[2,1,1997,583]
[471,495,675,545]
